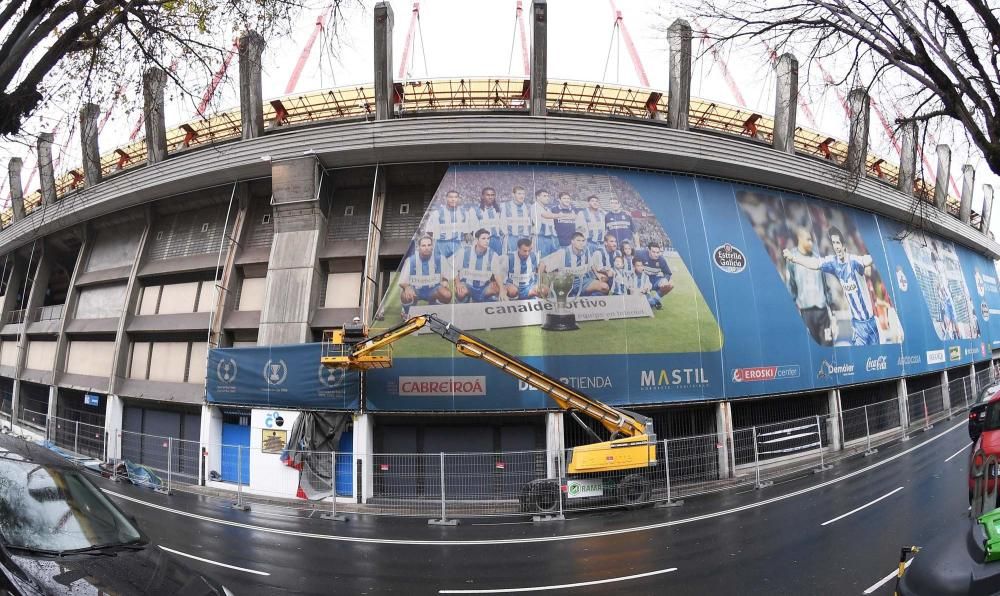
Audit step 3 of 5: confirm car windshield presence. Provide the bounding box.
[981,386,1000,404]
[0,451,141,553]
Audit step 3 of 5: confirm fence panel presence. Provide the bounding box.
[49,416,105,459]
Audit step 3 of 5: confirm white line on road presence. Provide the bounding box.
[821,486,905,526]
[945,443,971,463]
[862,559,913,594]
[157,545,271,576]
[439,568,677,593]
[102,420,964,546]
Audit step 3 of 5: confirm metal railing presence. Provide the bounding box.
[3,77,971,231]
[6,309,26,325]
[47,414,105,460]
[17,407,46,430]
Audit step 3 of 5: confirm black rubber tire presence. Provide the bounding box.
[616,474,651,509]
[530,480,560,513]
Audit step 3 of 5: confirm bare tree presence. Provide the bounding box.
[686,0,1000,176]
[0,0,347,139]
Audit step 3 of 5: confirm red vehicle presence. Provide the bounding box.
[969,383,1000,442]
[969,388,1000,502]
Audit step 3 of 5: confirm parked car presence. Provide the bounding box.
[968,383,1000,442]
[0,433,233,596]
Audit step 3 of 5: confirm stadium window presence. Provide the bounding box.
[344,205,355,217]
[261,214,271,224]
[155,231,163,241]
[400,203,410,215]
[201,223,209,233]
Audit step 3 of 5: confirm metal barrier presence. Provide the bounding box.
[47,415,105,460]
[17,407,47,431]
[0,398,11,430]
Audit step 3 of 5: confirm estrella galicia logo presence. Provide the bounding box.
[318,364,345,388]
[263,359,288,385]
[216,357,238,384]
[713,243,747,274]
[817,360,855,379]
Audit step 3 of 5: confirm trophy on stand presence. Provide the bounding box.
[541,270,580,331]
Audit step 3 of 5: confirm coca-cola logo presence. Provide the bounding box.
[713,244,747,274]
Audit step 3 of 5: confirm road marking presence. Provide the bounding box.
[157,545,271,576]
[862,558,913,594]
[820,486,905,526]
[945,444,971,463]
[102,420,964,546]
[438,568,677,593]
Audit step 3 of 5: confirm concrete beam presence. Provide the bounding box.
[142,67,168,165]
[983,184,994,234]
[898,122,917,196]
[845,88,870,179]
[108,208,151,395]
[37,132,55,204]
[667,19,692,130]
[772,53,798,154]
[934,144,951,211]
[7,158,24,221]
[79,103,101,188]
[51,227,89,386]
[373,3,395,121]
[530,1,547,116]
[361,169,385,323]
[239,31,266,139]
[960,164,975,224]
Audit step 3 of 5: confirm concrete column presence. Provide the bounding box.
[545,412,564,479]
[982,184,994,234]
[46,385,56,429]
[208,185,249,350]
[971,364,979,399]
[960,164,975,224]
[258,158,327,345]
[666,19,692,130]
[772,53,798,154]
[200,403,222,485]
[51,228,89,385]
[934,144,951,211]
[361,171,386,323]
[239,31,266,139]
[897,377,910,434]
[79,103,101,188]
[9,380,19,433]
[352,412,374,502]
[897,122,917,195]
[827,389,842,451]
[37,132,55,204]
[529,1,547,116]
[715,401,732,479]
[373,3,395,121]
[845,88,870,178]
[15,248,50,379]
[0,257,27,328]
[107,210,151,396]
[142,67,168,165]
[104,394,124,460]
[7,158,24,221]
[941,369,953,412]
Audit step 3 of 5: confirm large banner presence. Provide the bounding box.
[364,164,1000,411]
[206,343,360,410]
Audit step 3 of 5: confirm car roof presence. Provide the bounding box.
[987,386,1000,404]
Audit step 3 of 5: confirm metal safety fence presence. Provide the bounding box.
[47,415,105,460]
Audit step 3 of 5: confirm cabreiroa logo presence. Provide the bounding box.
[398,376,486,396]
[713,244,747,274]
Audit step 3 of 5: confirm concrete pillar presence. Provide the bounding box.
[897,377,910,434]
[0,257,27,326]
[37,132,55,204]
[373,3,395,121]
[9,380,19,433]
[772,53,798,154]
[666,19,692,130]
[545,412,564,479]
[845,88,870,178]
[51,228,88,385]
[361,171,386,323]
[46,385,56,430]
[352,412,374,502]
[982,184,994,234]
[529,1,547,116]
[239,31,265,139]
[971,364,979,399]
[207,185,249,350]
[933,144,951,211]
[104,394,124,460]
[897,122,917,195]
[715,401,732,479]
[827,389,842,451]
[941,369,953,413]
[142,67,168,165]
[200,403,222,485]
[108,210,151,396]
[258,158,327,345]
[960,164,975,224]
[7,158,24,221]
[79,103,101,188]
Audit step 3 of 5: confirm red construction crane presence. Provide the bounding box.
[196,39,239,118]
[607,0,649,87]
[694,21,746,108]
[512,0,529,76]
[286,2,340,94]
[398,1,422,81]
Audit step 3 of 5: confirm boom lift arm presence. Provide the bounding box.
[324,314,652,441]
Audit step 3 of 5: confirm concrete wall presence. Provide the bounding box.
[25,340,55,371]
[65,340,114,377]
[74,283,126,319]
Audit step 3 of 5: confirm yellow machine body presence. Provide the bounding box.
[567,437,658,475]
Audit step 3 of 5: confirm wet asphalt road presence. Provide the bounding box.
[91,419,973,595]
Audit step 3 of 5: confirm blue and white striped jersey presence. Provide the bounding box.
[426,205,469,242]
[576,207,607,244]
[820,255,874,322]
[502,201,535,239]
[451,246,498,287]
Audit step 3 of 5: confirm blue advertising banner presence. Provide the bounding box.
[360,164,999,411]
[206,343,359,410]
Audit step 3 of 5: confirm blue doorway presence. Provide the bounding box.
[221,422,250,485]
[336,428,353,496]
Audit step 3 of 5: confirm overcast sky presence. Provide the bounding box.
[1,0,997,233]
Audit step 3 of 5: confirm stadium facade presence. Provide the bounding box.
[2,2,999,501]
